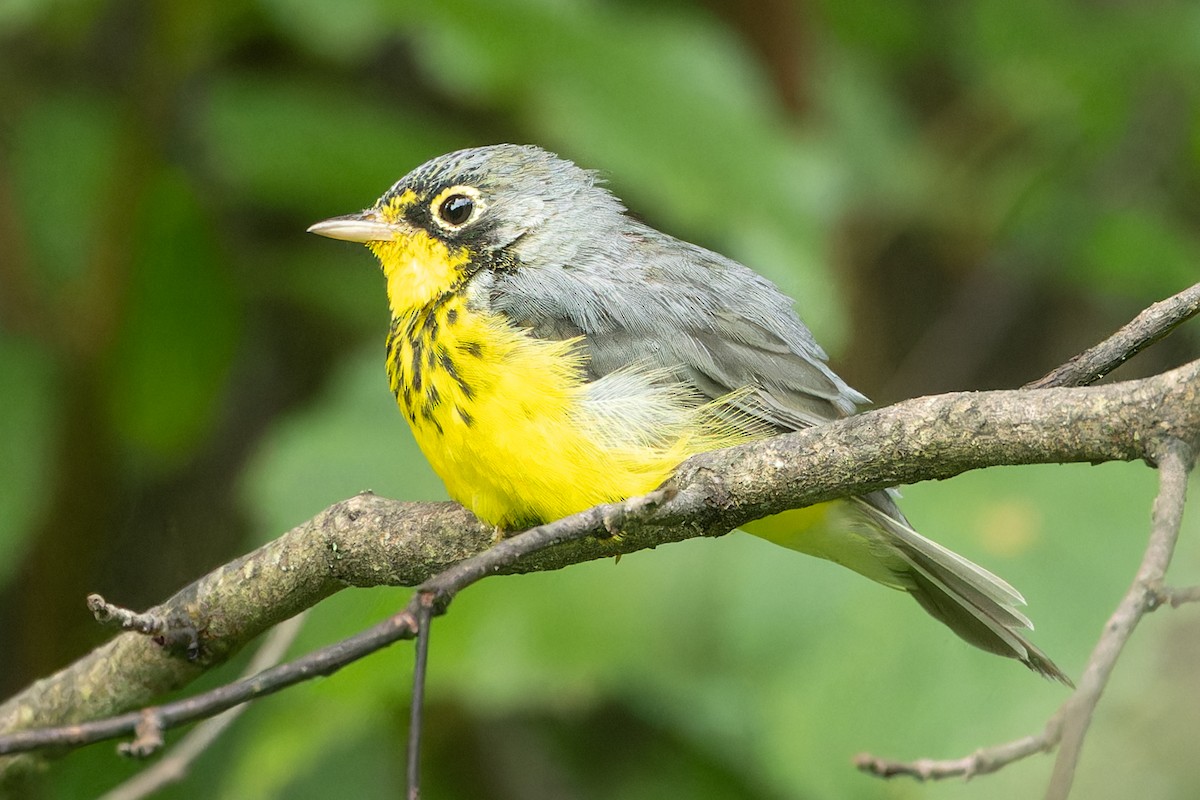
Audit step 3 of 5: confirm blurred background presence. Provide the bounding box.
[2,0,1199,797]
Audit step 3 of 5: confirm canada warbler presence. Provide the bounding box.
[309,144,1066,683]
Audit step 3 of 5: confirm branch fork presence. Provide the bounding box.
[0,283,1196,800]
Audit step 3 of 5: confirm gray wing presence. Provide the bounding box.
[485,222,867,433]
[483,220,1070,683]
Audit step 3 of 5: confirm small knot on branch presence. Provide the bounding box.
[87,594,204,661]
[88,594,167,637]
[118,709,165,759]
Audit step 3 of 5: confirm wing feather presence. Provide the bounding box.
[486,221,865,429]
[479,216,1067,682]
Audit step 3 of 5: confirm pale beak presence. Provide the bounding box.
[307,210,400,243]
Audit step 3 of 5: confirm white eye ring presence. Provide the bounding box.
[430,185,484,230]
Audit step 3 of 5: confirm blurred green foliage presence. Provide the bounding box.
[1,0,1199,798]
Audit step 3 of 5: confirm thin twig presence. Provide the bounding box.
[97,613,308,800]
[398,489,670,798]
[1,294,1197,783]
[88,595,168,637]
[1150,585,1200,609]
[857,284,1200,787]
[89,594,201,659]
[856,438,1194,793]
[854,727,1057,780]
[1,364,1197,765]
[0,608,415,757]
[406,595,435,800]
[1044,438,1192,800]
[0,490,671,758]
[1026,283,1200,389]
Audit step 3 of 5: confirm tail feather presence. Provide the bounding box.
[743,496,1071,686]
[851,497,1026,608]
[851,496,1071,686]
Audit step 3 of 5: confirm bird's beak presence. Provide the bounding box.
[307,210,400,243]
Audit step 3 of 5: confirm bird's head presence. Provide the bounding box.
[308,144,623,314]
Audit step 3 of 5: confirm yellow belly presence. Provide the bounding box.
[387,296,756,528]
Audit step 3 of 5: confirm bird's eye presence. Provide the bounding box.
[437,194,475,227]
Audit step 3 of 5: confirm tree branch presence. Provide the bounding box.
[1,284,1198,788]
[97,613,307,800]
[854,436,1194,792]
[0,486,675,764]
[0,356,1196,778]
[1044,436,1192,799]
[1151,584,1200,608]
[1026,283,1200,389]
[850,283,1200,796]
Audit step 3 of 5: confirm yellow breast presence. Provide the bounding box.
[386,295,758,528]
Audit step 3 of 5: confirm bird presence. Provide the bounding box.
[308,143,1067,683]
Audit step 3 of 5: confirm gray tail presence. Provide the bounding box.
[852,495,1071,686]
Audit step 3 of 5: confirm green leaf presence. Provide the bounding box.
[257,0,391,62]
[8,92,122,288]
[1082,210,1200,298]
[0,337,60,586]
[104,170,240,459]
[201,75,466,217]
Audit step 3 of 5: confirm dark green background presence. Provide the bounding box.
[1,0,1198,797]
